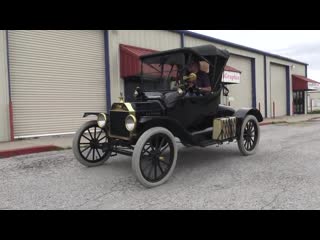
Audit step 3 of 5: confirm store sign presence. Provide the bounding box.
[308,81,320,90]
[222,71,241,84]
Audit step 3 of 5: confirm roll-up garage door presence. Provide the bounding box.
[224,55,252,110]
[270,63,286,117]
[8,30,106,138]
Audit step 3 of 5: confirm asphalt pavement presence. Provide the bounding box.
[1,119,320,209]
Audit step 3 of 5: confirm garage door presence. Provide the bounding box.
[8,30,106,138]
[223,55,252,110]
[270,63,286,117]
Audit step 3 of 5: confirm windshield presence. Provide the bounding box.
[140,62,181,92]
[140,53,185,92]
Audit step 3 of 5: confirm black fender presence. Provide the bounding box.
[234,108,263,140]
[138,116,195,144]
[234,108,263,122]
[83,112,99,118]
[83,112,108,118]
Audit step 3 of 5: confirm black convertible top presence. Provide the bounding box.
[140,44,230,63]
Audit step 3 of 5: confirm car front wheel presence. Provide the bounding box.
[237,115,260,156]
[132,127,178,188]
[72,120,111,167]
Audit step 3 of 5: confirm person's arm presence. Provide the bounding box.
[199,86,212,93]
[198,72,212,93]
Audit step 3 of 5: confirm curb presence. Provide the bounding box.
[260,117,320,126]
[260,121,287,126]
[0,145,63,158]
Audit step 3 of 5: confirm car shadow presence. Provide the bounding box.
[174,145,241,171]
[95,144,242,178]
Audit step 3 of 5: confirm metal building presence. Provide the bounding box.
[0,30,317,142]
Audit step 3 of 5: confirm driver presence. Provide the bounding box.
[185,61,212,96]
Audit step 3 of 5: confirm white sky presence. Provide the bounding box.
[190,30,320,82]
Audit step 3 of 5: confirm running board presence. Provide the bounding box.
[191,127,213,136]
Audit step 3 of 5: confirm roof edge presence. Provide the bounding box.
[169,30,309,66]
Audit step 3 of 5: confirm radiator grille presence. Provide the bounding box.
[110,111,130,138]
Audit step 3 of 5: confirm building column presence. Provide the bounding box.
[104,30,112,112]
[0,30,11,142]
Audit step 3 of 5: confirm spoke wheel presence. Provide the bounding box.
[237,115,260,156]
[140,133,174,183]
[73,120,111,167]
[132,127,178,188]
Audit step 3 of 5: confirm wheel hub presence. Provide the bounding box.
[90,139,99,148]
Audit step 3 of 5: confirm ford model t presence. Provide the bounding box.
[72,45,263,188]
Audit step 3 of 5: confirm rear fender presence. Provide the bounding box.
[234,108,263,122]
[234,108,263,139]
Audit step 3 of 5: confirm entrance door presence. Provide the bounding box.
[293,90,305,114]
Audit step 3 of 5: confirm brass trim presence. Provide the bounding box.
[109,102,136,141]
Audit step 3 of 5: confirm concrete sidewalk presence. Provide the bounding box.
[261,113,320,125]
[1,114,320,158]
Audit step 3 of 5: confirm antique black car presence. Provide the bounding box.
[72,45,263,188]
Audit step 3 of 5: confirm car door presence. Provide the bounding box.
[167,94,219,130]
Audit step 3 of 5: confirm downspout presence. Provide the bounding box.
[286,66,290,116]
[104,30,112,113]
[180,32,185,48]
[6,30,14,141]
[264,55,268,118]
[251,58,256,108]
[305,64,308,77]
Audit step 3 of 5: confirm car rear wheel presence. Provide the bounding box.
[73,120,111,167]
[237,115,260,156]
[132,127,178,188]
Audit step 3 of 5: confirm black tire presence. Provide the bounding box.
[72,120,111,167]
[132,127,178,188]
[237,115,260,156]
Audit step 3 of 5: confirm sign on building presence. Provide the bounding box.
[222,71,241,84]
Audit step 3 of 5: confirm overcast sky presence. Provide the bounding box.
[190,30,320,82]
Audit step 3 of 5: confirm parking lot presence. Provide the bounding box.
[1,119,320,210]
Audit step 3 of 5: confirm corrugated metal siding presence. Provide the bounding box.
[223,55,252,110]
[0,31,10,142]
[8,30,106,138]
[109,30,181,103]
[270,63,287,117]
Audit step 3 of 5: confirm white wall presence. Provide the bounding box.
[0,30,10,142]
[308,91,320,112]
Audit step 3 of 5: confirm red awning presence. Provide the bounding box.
[224,65,241,73]
[120,44,241,78]
[292,74,320,91]
[120,44,157,78]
